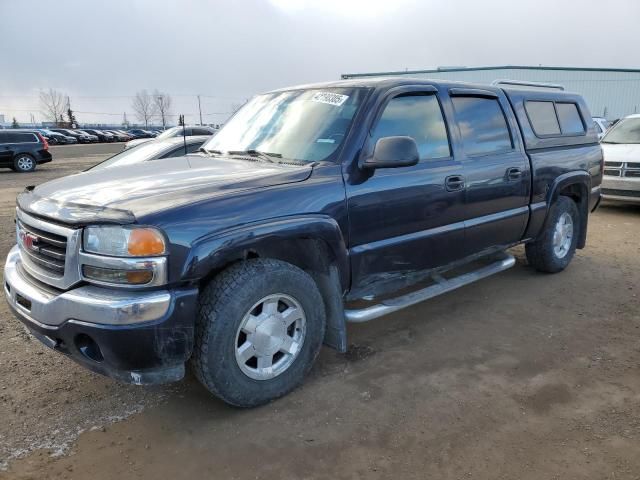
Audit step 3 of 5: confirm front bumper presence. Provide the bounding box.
[601,176,640,204]
[3,245,198,384]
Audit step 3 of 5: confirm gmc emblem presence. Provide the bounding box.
[19,230,40,253]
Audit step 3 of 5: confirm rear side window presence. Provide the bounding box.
[526,101,561,136]
[556,103,585,135]
[2,132,37,143]
[192,128,213,136]
[371,94,451,160]
[451,96,513,156]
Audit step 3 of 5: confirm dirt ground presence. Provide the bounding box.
[0,145,639,479]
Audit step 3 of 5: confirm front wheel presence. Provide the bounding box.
[525,196,579,273]
[191,259,326,407]
[13,154,36,172]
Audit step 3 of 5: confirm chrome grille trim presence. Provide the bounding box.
[16,209,82,290]
[603,161,640,178]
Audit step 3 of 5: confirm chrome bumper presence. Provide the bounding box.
[4,245,172,327]
[601,176,640,203]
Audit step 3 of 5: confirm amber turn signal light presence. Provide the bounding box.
[127,228,166,256]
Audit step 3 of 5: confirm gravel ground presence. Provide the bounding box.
[0,145,639,479]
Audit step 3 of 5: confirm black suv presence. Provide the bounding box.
[0,130,53,172]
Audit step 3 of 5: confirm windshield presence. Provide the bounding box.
[602,118,640,144]
[203,87,367,163]
[90,141,177,170]
[156,127,181,140]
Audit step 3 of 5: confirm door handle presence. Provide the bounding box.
[445,175,465,192]
[507,167,522,181]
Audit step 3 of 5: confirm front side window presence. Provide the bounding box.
[203,87,367,163]
[602,117,640,144]
[370,94,450,160]
[452,96,513,156]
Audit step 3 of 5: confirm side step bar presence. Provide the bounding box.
[344,253,516,323]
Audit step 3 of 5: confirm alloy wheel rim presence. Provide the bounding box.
[17,157,33,170]
[552,212,573,259]
[234,293,306,380]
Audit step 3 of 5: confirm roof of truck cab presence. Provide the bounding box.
[267,77,580,97]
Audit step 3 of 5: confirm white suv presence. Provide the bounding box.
[600,114,640,203]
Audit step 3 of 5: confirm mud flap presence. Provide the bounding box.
[310,265,347,353]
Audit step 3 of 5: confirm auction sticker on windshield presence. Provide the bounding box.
[312,92,349,106]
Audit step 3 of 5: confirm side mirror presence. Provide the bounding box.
[363,136,420,169]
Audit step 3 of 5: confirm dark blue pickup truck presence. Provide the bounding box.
[3,78,602,407]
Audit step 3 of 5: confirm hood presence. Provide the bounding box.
[601,143,640,164]
[18,156,313,225]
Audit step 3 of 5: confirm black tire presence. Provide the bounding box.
[191,259,326,407]
[525,196,579,273]
[13,154,37,172]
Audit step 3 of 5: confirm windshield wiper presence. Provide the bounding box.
[227,149,282,163]
[199,147,223,156]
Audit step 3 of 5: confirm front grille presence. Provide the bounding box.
[603,162,640,178]
[15,209,82,290]
[17,220,67,276]
[602,188,640,198]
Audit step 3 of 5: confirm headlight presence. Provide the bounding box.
[83,226,166,257]
[81,226,168,287]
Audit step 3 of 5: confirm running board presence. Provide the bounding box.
[344,253,516,323]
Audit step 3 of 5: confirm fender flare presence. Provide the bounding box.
[181,215,350,352]
[546,171,591,249]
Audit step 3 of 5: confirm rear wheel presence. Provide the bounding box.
[191,259,326,407]
[525,196,579,273]
[13,154,36,172]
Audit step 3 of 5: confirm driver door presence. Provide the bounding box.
[345,87,466,297]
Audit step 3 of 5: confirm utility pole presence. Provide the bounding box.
[197,95,203,125]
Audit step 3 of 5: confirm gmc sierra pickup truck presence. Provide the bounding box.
[3,78,602,407]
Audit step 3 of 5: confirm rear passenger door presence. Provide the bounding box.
[449,90,530,255]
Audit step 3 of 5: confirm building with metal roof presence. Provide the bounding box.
[341,66,640,120]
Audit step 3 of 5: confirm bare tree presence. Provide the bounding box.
[39,89,67,125]
[153,90,172,128]
[131,90,156,127]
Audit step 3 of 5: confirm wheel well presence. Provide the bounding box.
[198,238,348,352]
[557,182,588,249]
[198,238,336,288]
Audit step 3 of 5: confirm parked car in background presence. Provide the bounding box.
[600,114,640,203]
[127,129,155,139]
[593,117,611,140]
[51,129,94,144]
[91,136,210,170]
[34,129,69,145]
[0,130,52,172]
[124,125,216,149]
[103,130,131,142]
[81,129,115,143]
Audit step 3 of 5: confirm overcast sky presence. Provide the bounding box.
[1,0,639,125]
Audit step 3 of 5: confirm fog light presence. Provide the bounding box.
[75,334,103,362]
[83,265,153,285]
